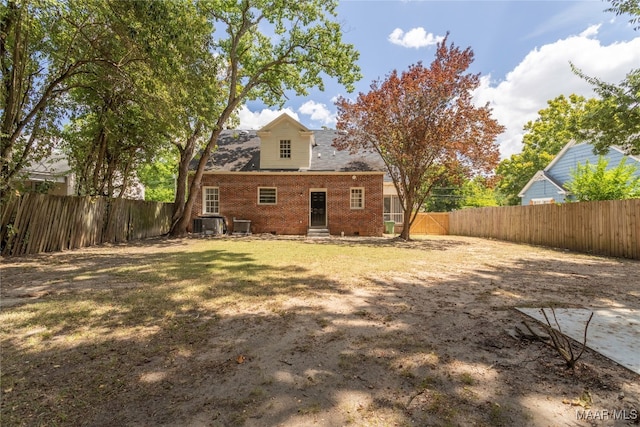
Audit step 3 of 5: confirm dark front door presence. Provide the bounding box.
[310,191,326,227]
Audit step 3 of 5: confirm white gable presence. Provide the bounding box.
[257,113,314,170]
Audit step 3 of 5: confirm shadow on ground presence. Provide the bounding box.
[1,236,638,426]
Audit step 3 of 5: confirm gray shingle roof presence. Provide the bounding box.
[311,130,385,172]
[195,129,386,173]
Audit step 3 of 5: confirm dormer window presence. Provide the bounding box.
[280,140,291,159]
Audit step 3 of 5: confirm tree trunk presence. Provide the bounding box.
[169,95,239,237]
[172,122,201,225]
[169,127,223,237]
[400,221,411,240]
[400,195,413,240]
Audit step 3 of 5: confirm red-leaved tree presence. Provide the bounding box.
[333,36,504,240]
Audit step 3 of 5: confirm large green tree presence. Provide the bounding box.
[572,67,640,156]
[0,0,139,198]
[334,36,503,240]
[570,0,640,155]
[496,94,597,205]
[61,1,216,199]
[169,0,362,236]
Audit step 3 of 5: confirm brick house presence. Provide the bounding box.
[190,113,397,237]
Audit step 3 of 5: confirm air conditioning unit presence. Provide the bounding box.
[193,215,227,235]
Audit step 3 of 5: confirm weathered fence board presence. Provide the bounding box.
[449,200,639,259]
[1,193,173,256]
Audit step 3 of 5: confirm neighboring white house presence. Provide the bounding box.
[21,154,76,196]
[20,153,145,200]
[518,141,640,205]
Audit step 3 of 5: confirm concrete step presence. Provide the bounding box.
[307,228,330,238]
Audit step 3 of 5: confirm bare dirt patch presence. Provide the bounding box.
[1,235,638,426]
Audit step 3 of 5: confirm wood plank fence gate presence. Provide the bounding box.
[409,212,450,235]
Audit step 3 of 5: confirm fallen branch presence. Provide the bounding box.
[533,308,594,369]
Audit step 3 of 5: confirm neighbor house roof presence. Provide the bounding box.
[518,140,640,199]
[518,170,566,198]
[193,129,386,173]
[543,140,640,173]
[24,153,73,183]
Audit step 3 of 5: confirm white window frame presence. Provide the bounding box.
[350,187,364,209]
[279,140,291,159]
[530,197,554,205]
[203,187,219,214]
[258,187,277,205]
[384,195,404,224]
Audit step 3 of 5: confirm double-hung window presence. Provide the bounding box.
[258,187,277,205]
[350,187,364,209]
[279,140,291,159]
[203,187,219,214]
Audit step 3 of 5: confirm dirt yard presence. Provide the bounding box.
[1,235,639,426]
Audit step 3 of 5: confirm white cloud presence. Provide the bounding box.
[474,28,640,159]
[388,27,444,49]
[237,106,300,129]
[298,100,336,127]
[579,24,601,38]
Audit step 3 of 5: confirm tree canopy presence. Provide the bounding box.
[334,36,503,239]
[1,0,143,198]
[572,66,640,156]
[496,94,596,205]
[2,0,360,220]
[169,0,362,236]
[570,0,639,156]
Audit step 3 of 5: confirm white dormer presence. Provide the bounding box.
[256,113,314,170]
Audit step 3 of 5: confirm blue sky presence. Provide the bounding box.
[238,1,640,158]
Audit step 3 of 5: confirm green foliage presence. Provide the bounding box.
[60,1,217,198]
[1,0,143,197]
[138,153,177,203]
[424,178,499,212]
[570,1,639,155]
[606,0,640,29]
[171,0,362,235]
[423,168,466,212]
[498,0,640,204]
[497,95,596,205]
[565,157,640,201]
[460,178,500,208]
[424,186,464,212]
[572,67,640,156]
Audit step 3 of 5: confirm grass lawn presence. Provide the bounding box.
[1,235,639,426]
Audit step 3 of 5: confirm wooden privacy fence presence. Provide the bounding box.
[410,212,449,235]
[1,193,174,256]
[449,199,639,259]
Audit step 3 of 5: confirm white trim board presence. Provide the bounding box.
[516,307,640,375]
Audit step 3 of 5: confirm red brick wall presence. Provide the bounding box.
[191,172,384,236]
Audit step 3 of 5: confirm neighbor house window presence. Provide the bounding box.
[350,187,364,209]
[384,195,403,223]
[530,198,555,205]
[280,140,291,158]
[258,187,277,205]
[203,187,219,214]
